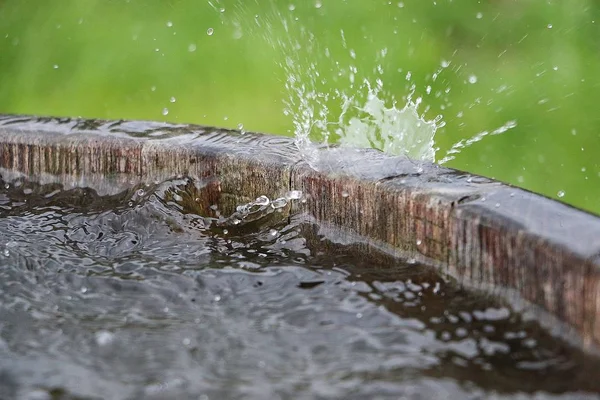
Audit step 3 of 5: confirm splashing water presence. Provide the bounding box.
[223,1,516,169]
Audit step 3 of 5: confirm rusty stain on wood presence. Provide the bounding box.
[1,114,599,350]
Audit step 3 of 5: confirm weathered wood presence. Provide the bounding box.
[1,114,599,350]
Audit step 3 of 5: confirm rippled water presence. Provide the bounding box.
[0,175,598,400]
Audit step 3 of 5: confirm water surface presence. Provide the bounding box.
[0,175,598,399]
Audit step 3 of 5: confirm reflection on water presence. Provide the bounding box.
[0,175,598,400]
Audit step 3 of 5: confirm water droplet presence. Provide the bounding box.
[95,331,114,346]
[468,75,478,84]
[222,229,228,235]
[182,337,191,346]
[356,313,363,319]
[136,189,145,197]
[557,190,565,198]
[495,203,500,208]
[188,43,197,52]
[214,294,221,302]
[151,86,156,92]
[547,24,553,29]
[81,287,88,294]
[269,229,278,236]
[53,64,59,69]
[237,123,245,134]
[271,197,288,209]
[162,108,169,116]
[166,21,173,27]
[255,195,270,205]
[207,28,214,36]
[341,191,349,198]
[416,239,422,246]
[288,4,296,11]
[398,1,404,7]
[476,12,483,19]
[170,96,176,103]
[315,1,322,8]
[285,190,303,200]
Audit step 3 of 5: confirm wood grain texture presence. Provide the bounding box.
[1,114,599,349]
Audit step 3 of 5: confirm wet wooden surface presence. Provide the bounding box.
[1,114,599,350]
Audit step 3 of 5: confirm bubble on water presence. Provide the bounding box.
[207,28,214,36]
[468,75,478,84]
[557,190,565,198]
[188,43,197,52]
[162,108,169,116]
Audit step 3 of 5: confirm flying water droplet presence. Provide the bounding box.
[207,28,214,36]
[557,190,565,198]
[285,190,303,200]
[162,108,169,116]
[188,43,197,52]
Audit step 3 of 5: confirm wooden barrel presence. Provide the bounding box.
[1,114,599,351]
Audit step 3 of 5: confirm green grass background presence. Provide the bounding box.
[1,0,599,214]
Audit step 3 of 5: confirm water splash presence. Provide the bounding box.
[224,1,516,169]
[274,22,445,168]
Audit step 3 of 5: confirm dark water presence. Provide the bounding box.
[0,175,598,400]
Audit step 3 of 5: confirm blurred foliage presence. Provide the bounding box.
[0,0,599,214]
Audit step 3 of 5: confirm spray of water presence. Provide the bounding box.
[216,1,517,168]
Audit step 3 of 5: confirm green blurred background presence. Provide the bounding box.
[1,0,599,214]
